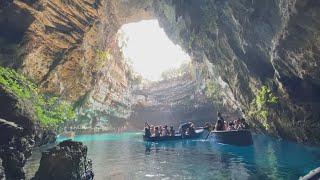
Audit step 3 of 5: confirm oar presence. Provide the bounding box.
[205,130,211,140]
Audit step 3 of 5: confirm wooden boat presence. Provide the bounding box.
[143,128,209,142]
[210,130,253,146]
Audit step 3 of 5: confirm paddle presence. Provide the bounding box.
[205,129,211,140]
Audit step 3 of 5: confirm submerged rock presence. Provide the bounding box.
[33,140,92,180]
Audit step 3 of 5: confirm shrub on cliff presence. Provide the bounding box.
[0,67,75,127]
[249,85,278,130]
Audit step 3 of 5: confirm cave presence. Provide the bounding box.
[0,0,318,143]
[0,1,320,179]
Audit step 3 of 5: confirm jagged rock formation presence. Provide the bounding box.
[0,82,56,179]
[32,140,91,180]
[0,85,37,179]
[0,0,319,144]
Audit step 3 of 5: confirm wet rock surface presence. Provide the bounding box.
[32,140,91,180]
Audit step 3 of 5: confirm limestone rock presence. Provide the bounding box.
[33,140,91,180]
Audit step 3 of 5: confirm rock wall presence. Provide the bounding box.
[152,0,320,144]
[0,85,38,179]
[0,0,134,122]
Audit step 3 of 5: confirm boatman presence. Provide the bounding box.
[215,112,225,131]
[144,122,151,137]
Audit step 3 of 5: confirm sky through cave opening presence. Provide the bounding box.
[117,20,191,81]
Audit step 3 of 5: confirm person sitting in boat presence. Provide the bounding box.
[159,126,163,136]
[150,125,155,136]
[224,120,228,130]
[162,125,169,136]
[144,122,151,137]
[154,126,160,137]
[179,122,193,135]
[187,124,196,135]
[227,121,236,131]
[169,126,175,136]
[234,118,241,129]
[239,118,249,129]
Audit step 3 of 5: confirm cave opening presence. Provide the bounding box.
[116,20,216,128]
[117,19,191,81]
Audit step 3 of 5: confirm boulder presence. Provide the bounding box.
[33,140,92,180]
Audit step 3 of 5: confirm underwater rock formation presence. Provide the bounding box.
[32,140,91,180]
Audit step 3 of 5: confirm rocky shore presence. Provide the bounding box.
[0,85,56,179]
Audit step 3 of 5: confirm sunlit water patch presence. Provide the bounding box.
[25,133,320,180]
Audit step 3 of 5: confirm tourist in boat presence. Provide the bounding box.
[162,125,169,136]
[240,118,249,129]
[224,120,228,130]
[144,122,151,137]
[187,124,196,135]
[179,122,192,135]
[234,118,241,129]
[154,126,160,137]
[169,126,175,136]
[150,125,155,136]
[227,121,236,131]
[159,126,163,136]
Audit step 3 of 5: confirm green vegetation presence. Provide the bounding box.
[250,85,278,129]
[94,49,112,71]
[0,67,75,127]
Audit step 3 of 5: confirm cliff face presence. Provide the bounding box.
[0,0,319,144]
[153,0,320,144]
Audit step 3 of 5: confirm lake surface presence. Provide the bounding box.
[25,132,320,180]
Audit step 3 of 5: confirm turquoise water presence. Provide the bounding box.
[61,132,320,179]
[28,133,320,180]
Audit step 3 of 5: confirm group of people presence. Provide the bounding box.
[144,123,176,137]
[214,112,249,131]
[144,112,249,137]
